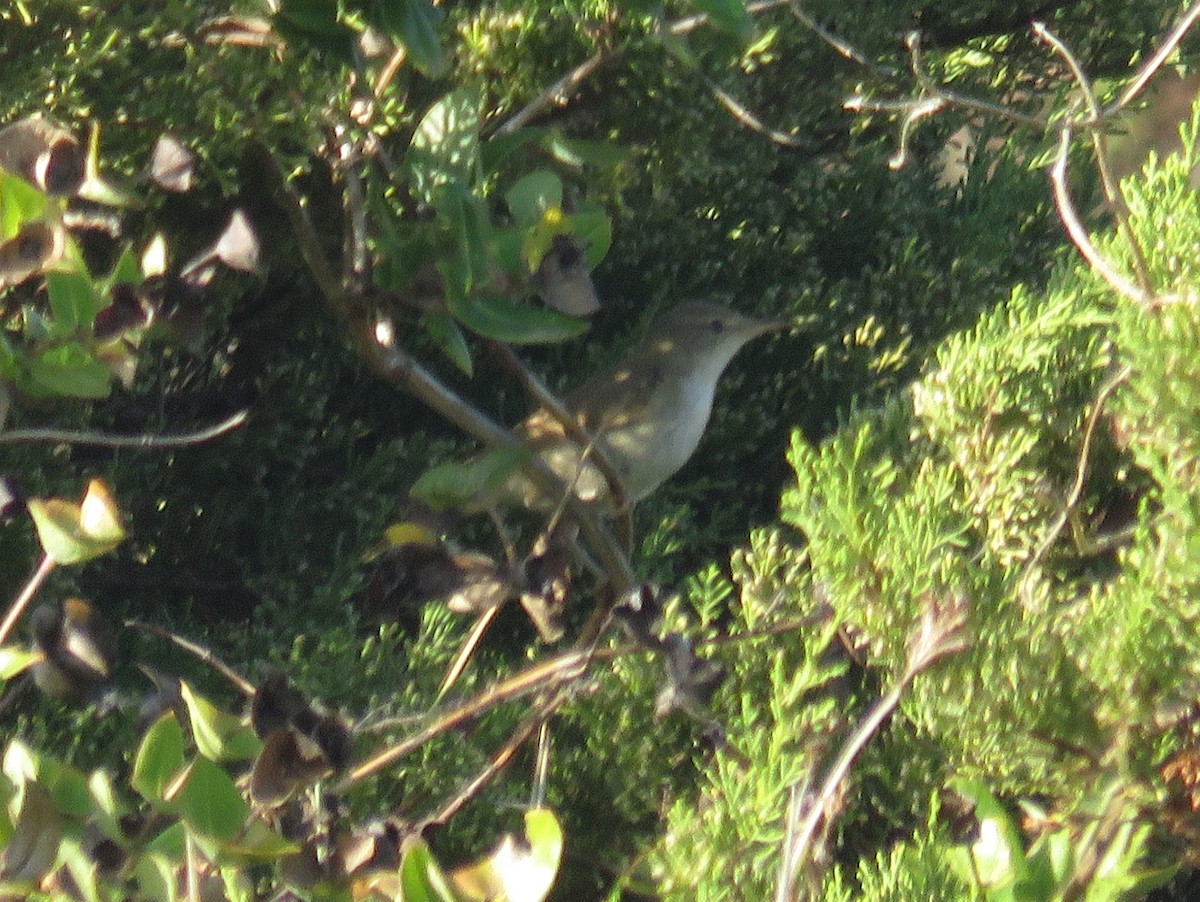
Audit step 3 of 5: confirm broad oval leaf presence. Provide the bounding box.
[379,0,447,77]
[132,713,186,803]
[46,270,100,332]
[449,294,587,344]
[409,87,482,206]
[178,756,248,843]
[505,170,562,228]
[687,0,753,40]
[180,681,261,763]
[411,447,531,510]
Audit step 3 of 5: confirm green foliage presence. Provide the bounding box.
[4,0,1200,899]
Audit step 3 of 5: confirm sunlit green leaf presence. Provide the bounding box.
[180,682,262,763]
[178,757,248,842]
[567,202,612,268]
[379,0,447,77]
[543,134,631,170]
[134,852,179,902]
[505,170,562,228]
[0,646,40,680]
[449,293,587,344]
[46,270,101,332]
[450,808,563,902]
[132,713,186,803]
[0,170,49,239]
[409,87,482,205]
[400,838,460,902]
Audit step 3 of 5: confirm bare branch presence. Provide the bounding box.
[705,77,812,149]
[1019,363,1130,603]
[0,409,249,448]
[1047,126,1157,308]
[1034,23,1155,296]
[1107,0,1200,116]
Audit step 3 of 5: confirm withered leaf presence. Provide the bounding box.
[149,134,196,192]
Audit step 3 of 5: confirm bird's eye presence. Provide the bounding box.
[709,318,724,333]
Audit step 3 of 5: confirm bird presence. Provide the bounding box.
[497,301,787,513]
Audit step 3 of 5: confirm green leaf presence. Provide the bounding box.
[400,838,460,902]
[449,808,563,902]
[687,0,753,40]
[179,681,262,763]
[449,293,587,344]
[274,0,357,63]
[0,170,49,239]
[543,133,631,170]
[25,342,111,399]
[132,713,186,803]
[46,270,101,332]
[0,646,40,680]
[108,245,142,285]
[504,170,563,228]
[379,0,447,77]
[567,201,612,268]
[424,311,473,376]
[409,87,482,205]
[38,757,91,818]
[412,447,531,509]
[59,836,101,902]
[178,757,248,842]
[481,128,547,175]
[134,852,179,902]
[434,181,491,291]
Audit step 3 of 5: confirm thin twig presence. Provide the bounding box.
[704,77,811,149]
[787,1,898,78]
[438,604,503,700]
[126,620,257,696]
[1034,23,1155,297]
[1106,0,1200,116]
[0,553,54,646]
[422,692,567,827]
[492,50,616,137]
[669,0,789,36]
[0,409,249,448]
[1048,125,1157,307]
[905,31,1048,129]
[782,597,967,893]
[341,648,592,785]
[1019,363,1130,602]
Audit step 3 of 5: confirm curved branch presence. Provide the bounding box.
[0,410,249,448]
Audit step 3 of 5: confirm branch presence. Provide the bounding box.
[1034,23,1155,298]
[0,410,249,448]
[1047,125,1157,308]
[1106,0,1200,116]
[254,144,636,597]
[780,595,967,894]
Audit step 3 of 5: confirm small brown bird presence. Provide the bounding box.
[30,598,116,704]
[502,301,786,512]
